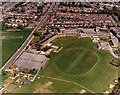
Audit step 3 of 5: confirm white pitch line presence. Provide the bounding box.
[38,75,97,95]
[80,51,100,75]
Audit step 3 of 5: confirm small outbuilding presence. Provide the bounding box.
[98,42,110,50]
[21,79,30,85]
[58,27,66,33]
[92,36,100,43]
[109,38,119,48]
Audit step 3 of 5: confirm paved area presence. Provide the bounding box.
[109,47,120,59]
[13,52,48,70]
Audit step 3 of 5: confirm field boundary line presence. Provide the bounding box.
[38,75,97,94]
[79,52,100,75]
[66,49,87,72]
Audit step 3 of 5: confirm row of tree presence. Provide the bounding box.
[96,7,120,21]
[59,2,92,8]
[19,68,37,75]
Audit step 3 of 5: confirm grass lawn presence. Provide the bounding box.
[2,28,33,67]
[12,77,91,94]
[38,37,118,93]
[30,36,39,44]
[12,37,118,93]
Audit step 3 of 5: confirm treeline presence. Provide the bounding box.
[15,2,24,8]
[19,68,37,75]
[110,29,117,37]
[59,2,92,8]
[37,5,44,13]
[59,3,120,21]
[97,7,120,20]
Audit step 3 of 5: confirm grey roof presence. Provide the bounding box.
[14,77,18,81]
[111,38,119,46]
[82,28,95,34]
[19,73,24,77]
[21,79,30,84]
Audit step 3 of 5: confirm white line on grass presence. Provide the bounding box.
[38,75,98,95]
[80,52,100,75]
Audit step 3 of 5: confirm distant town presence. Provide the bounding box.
[0,1,120,94]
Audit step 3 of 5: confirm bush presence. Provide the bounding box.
[25,46,29,50]
[2,70,7,75]
[110,29,117,37]
[17,24,24,29]
[33,30,40,37]
[46,55,50,58]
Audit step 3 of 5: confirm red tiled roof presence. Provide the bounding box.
[29,23,34,27]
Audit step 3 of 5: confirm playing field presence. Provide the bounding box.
[2,28,32,67]
[12,37,118,93]
[12,76,91,94]
[38,37,118,93]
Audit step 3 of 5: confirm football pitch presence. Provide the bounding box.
[2,28,32,66]
[13,37,118,93]
[39,37,118,93]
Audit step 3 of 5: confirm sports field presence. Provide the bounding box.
[2,28,32,66]
[12,76,91,94]
[38,37,118,93]
[13,37,117,93]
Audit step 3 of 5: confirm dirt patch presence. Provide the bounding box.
[43,82,53,88]
[5,84,17,92]
[34,82,53,93]
[7,29,20,31]
[80,89,86,94]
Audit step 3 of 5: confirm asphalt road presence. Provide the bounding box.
[2,2,55,70]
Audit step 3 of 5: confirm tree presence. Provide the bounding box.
[2,70,6,75]
[17,24,23,29]
[46,55,50,58]
[21,8,25,12]
[36,47,41,51]
[110,29,117,37]
[25,46,29,50]
[9,67,12,69]
[28,69,36,75]
[33,30,40,37]
[118,37,120,42]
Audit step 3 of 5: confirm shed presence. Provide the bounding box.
[21,79,30,85]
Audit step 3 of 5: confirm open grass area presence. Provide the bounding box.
[38,37,118,93]
[12,37,118,93]
[56,48,98,74]
[2,28,33,66]
[12,76,91,94]
[30,36,39,44]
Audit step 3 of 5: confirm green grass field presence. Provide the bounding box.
[12,76,91,94]
[2,28,32,67]
[38,37,118,93]
[12,37,118,93]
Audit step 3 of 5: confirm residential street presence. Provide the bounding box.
[1,2,55,71]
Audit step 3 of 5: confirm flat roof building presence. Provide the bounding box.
[109,38,119,48]
[98,42,110,50]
